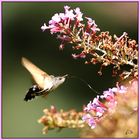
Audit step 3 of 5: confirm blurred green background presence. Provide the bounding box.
[2,2,138,138]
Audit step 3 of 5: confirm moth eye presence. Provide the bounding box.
[59,77,62,80]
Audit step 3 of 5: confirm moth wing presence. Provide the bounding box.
[21,57,50,89]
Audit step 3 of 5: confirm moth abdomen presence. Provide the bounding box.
[24,85,41,101]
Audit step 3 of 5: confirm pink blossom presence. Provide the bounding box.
[64,5,70,10]
[59,13,66,20]
[50,26,63,34]
[92,96,107,109]
[82,114,97,129]
[72,53,86,59]
[50,13,61,24]
[101,88,115,100]
[111,86,127,94]
[64,6,75,20]
[100,88,117,110]
[84,96,107,117]
[111,87,118,92]
[91,26,100,32]
[41,23,48,32]
[96,107,106,117]
[85,17,100,33]
[74,7,83,21]
[118,86,127,94]
[41,24,56,32]
[82,113,91,121]
[88,117,97,129]
[84,101,92,111]
[85,17,97,27]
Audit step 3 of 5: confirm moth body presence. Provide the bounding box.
[21,57,67,101]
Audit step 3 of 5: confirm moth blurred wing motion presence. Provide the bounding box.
[21,57,68,101]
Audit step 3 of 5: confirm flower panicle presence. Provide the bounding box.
[41,5,100,47]
[82,80,138,130]
[38,106,86,134]
[41,6,138,80]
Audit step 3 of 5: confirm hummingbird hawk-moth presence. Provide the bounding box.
[21,57,68,101]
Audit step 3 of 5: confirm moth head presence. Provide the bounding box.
[52,74,68,89]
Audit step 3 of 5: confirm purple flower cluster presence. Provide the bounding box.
[41,6,138,80]
[41,6,83,33]
[41,5,100,50]
[82,85,127,129]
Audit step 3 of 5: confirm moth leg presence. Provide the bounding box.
[35,88,50,96]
